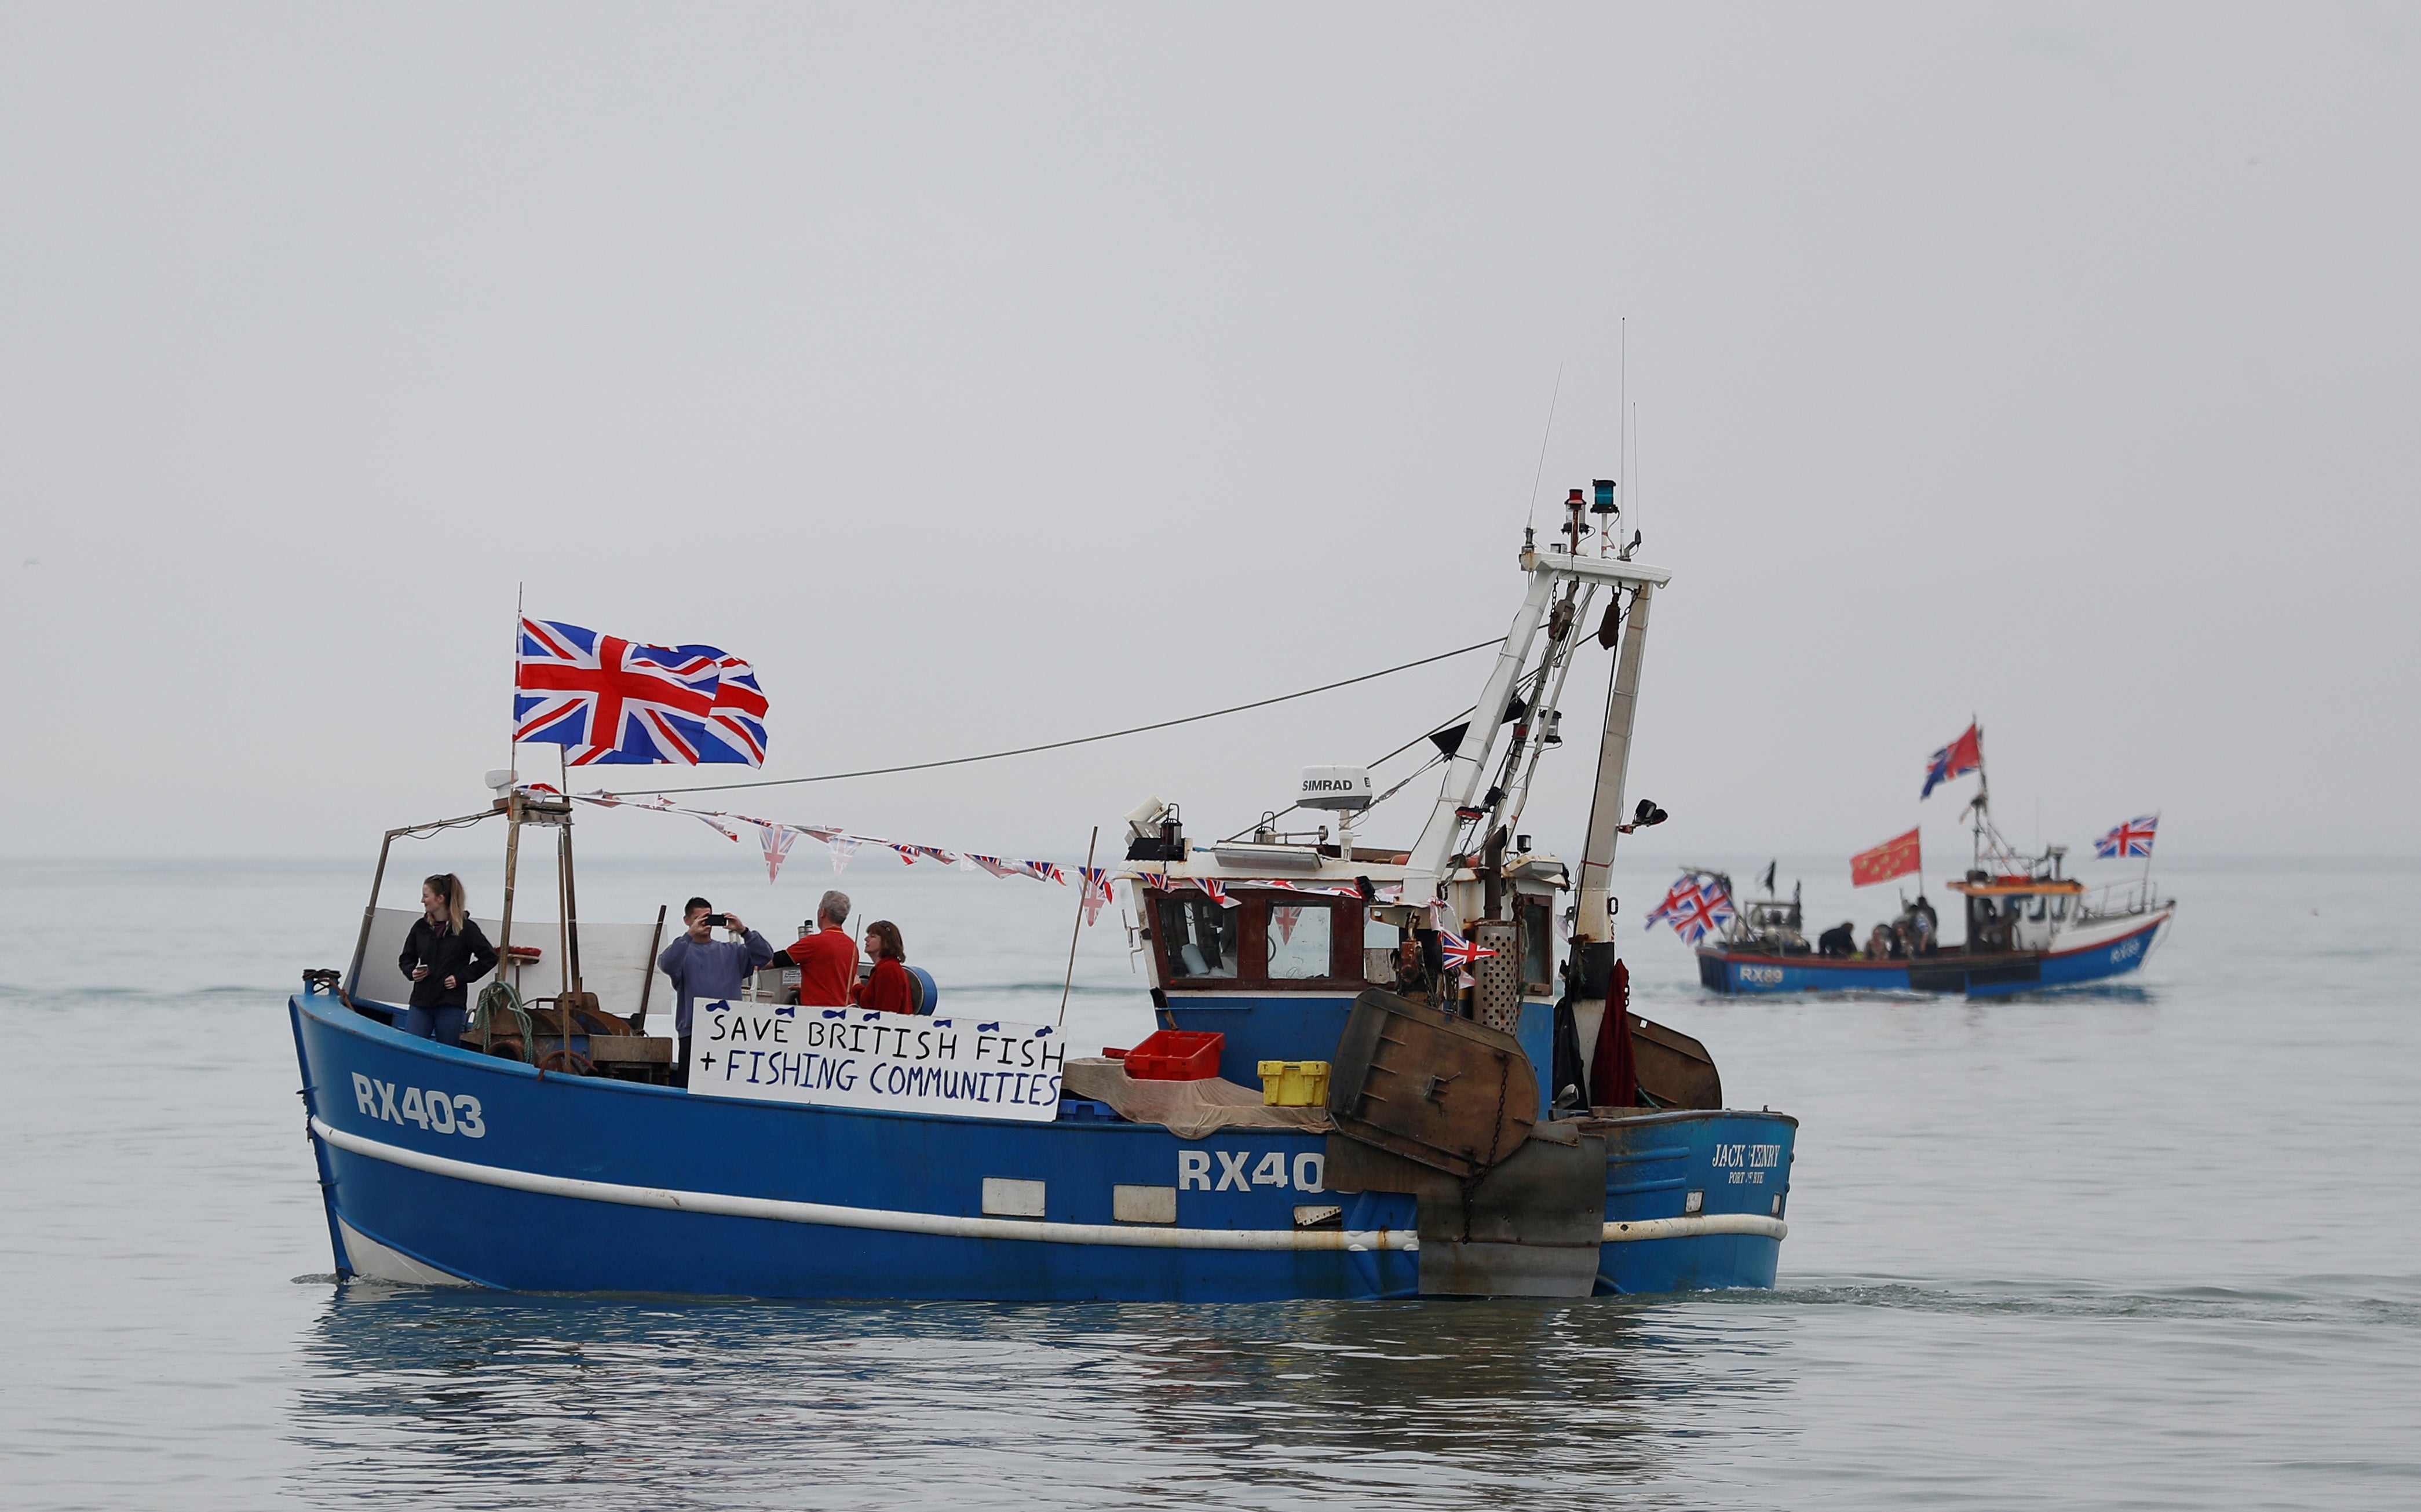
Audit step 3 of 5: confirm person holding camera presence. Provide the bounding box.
[398,873,501,1043]
[656,897,775,1086]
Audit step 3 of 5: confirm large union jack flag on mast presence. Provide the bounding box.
[514,618,769,767]
[699,655,769,765]
[1922,723,1983,799]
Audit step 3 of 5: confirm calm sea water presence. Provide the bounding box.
[3,853,2416,1510]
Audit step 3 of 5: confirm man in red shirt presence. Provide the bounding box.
[785,889,860,1006]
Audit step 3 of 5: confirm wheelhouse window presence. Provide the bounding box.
[1148,888,1381,987]
[1265,903,1334,978]
[2051,896,2070,921]
[1158,896,1237,978]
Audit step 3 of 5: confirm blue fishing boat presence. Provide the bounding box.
[1692,732,2173,996]
[290,487,1797,1299]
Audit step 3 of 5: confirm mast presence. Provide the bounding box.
[1403,546,1669,917]
[1575,581,1655,940]
[1499,580,1597,838]
[1400,565,1558,912]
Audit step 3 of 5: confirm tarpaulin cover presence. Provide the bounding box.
[1061,1058,1336,1140]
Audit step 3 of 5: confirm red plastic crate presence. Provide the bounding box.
[1122,1028,1224,1081]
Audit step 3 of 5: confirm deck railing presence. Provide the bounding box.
[2076,878,2166,922]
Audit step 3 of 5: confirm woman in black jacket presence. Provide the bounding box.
[397,873,500,1043]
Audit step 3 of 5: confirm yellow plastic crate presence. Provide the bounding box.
[1258,1060,1331,1107]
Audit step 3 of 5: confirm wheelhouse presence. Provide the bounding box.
[1134,856,1568,1002]
[1945,875,2086,954]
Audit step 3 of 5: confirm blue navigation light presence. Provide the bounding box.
[1591,478,1617,513]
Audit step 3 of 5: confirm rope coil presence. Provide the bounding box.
[472,981,536,1064]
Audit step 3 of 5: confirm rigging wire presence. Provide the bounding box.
[1359,752,1447,819]
[603,637,1507,799]
[1219,612,1584,848]
[1215,710,1473,845]
[1368,703,1479,770]
[395,812,495,840]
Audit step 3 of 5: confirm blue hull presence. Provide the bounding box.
[1698,914,2169,997]
[291,988,1792,1300]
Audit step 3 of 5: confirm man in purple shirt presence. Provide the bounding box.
[656,896,775,1086]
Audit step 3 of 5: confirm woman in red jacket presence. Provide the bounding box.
[853,919,916,1014]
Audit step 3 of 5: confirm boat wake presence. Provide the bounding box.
[1719,1272,2421,1325]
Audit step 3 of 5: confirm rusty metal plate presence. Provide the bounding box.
[1631,1014,1721,1110]
[1325,988,1538,1177]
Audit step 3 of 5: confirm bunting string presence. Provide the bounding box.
[576,792,1080,892]
[572,791,1400,918]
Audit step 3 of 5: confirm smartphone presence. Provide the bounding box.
[703,914,729,929]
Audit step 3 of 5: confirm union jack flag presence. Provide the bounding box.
[2094,813,2159,859]
[571,646,766,766]
[759,824,798,882]
[1079,865,1113,926]
[514,619,768,767]
[1922,723,1982,799]
[699,655,768,765]
[1645,872,1736,944]
[1438,929,1496,970]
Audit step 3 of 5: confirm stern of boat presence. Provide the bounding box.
[1594,1108,1795,1293]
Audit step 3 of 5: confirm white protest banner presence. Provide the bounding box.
[688,1003,1065,1122]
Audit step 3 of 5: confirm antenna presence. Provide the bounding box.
[1613,320,1625,555]
[1525,363,1564,536]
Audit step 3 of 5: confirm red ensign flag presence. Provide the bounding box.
[1851,828,1922,887]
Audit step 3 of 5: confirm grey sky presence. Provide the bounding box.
[4,3,2415,877]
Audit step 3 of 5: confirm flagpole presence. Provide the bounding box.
[1056,827,1099,1029]
[1970,714,1987,870]
[510,583,523,782]
[2142,811,2157,893]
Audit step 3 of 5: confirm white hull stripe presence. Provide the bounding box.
[313,1119,1786,1251]
[1604,1214,1787,1241]
[314,1117,1414,1252]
